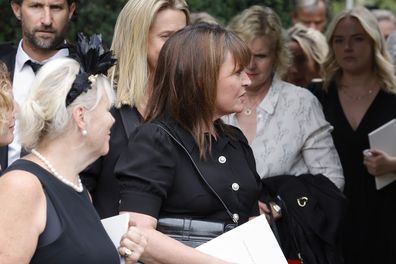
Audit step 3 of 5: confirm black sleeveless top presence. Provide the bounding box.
[5,160,120,264]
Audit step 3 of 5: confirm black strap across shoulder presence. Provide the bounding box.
[154,123,238,224]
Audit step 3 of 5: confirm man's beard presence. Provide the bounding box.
[23,23,67,50]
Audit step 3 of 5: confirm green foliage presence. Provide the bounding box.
[0,0,394,47]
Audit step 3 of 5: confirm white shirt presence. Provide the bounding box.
[223,78,344,190]
[8,40,69,166]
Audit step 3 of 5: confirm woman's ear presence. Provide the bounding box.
[71,106,87,133]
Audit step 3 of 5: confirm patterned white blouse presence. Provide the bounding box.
[223,78,344,190]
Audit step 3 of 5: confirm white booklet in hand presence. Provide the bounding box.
[197,214,287,264]
[368,118,396,189]
[101,214,130,264]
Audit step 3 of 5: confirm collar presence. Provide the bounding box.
[15,40,69,72]
[256,76,282,115]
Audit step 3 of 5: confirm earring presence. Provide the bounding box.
[82,129,88,136]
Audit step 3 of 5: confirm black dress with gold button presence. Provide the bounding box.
[115,116,262,225]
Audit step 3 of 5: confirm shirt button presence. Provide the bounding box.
[232,213,239,223]
[232,183,240,191]
[218,156,226,164]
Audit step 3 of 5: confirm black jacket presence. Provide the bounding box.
[262,174,347,264]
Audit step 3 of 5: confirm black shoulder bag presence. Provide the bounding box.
[154,123,238,248]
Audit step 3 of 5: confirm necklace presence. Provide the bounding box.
[339,83,377,101]
[31,149,84,192]
[243,96,263,116]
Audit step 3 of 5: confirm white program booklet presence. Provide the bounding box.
[368,119,396,189]
[101,214,130,264]
[197,214,287,264]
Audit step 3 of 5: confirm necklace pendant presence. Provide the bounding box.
[244,108,252,115]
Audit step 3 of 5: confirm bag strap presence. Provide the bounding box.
[155,123,238,224]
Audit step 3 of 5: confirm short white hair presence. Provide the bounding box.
[20,57,115,149]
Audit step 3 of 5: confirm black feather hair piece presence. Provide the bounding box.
[66,32,116,106]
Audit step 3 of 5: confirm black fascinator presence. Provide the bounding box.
[66,32,116,106]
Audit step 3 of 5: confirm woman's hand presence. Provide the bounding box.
[258,201,282,221]
[118,219,147,264]
[363,149,396,177]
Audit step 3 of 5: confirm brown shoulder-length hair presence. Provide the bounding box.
[146,23,250,159]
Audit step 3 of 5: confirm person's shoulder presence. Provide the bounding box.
[0,167,43,196]
[278,80,318,101]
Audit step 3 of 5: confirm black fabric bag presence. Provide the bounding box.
[157,218,236,248]
[154,123,238,247]
[262,174,347,264]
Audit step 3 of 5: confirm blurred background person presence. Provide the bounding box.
[81,0,189,219]
[371,9,396,40]
[115,23,261,263]
[0,44,146,263]
[291,0,329,32]
[0,62,16,172]
[225,5,343,188]
[310,6,396,264]
[386,30,396,70]
[284,23,328,88]
[190,11,218,25]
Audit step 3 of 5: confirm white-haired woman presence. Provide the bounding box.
[0,56,146,263]
[310,6,396,264]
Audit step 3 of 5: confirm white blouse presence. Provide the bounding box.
[223,78,344,190]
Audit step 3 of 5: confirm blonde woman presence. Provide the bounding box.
[285,23,328,87]
[0,62,16,173]
[310,6,396,264]
[81,0,189,219]
[224,5,343,188]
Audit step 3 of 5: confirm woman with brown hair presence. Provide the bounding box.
[115,23,262,263]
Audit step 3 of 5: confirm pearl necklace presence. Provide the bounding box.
[31,149,84,192]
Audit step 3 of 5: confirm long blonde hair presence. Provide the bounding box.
[323,6,396,93]
[110,0,189,108]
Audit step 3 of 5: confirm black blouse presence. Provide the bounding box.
[115,117,262,225]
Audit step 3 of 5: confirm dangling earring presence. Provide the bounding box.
[82,129,88,136]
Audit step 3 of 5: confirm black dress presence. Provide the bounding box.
[311,83,396,264]
[115,117,262,225]
[5,159,120,264]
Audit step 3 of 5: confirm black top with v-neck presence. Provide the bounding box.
[310,82,396,264]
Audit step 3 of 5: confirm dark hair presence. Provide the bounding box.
[10,0,77,5]
[146,23,250,158]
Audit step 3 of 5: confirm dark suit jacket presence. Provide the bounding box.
[80,106,142,218]
[0,43,17,173]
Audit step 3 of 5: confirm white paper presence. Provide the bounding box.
[197,214,287,264]
[101,214,130,264]
[368,119,396,189]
